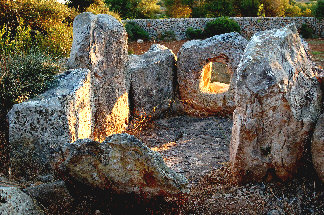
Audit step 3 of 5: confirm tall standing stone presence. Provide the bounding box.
[69,12,129,142]
[312,113,324,183]
[230,24,322,183]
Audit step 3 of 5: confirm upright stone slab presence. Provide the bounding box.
[69,12,129,142]
[177,32,248,116]
[312,113,324,183]
[230,24,322,183]
[127,44,176,119]
[8,69,92,179]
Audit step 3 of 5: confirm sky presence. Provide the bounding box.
[56,0,67,4]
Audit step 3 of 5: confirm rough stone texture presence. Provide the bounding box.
[124,17,324,40]
[312,113,324,183]
[8,69,92,180]
[69,12,129,142]
[54,133,188,197]
[230,24,322,183]
[0,186,43,215]
[127,44,176,119]
[177,32,248,116]
[24,181,75,215]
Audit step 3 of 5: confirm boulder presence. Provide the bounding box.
[177,32,248,116]
[312,113,324,183]
[54,133,189,198]
[0,186,43,214]
[127,44,176,119]
[230,24,322,183]
[8,69,92,180]
[24,181,75,214]
[68,12,129,142]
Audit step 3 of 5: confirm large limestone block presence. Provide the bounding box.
[54,133,189,197]
[8,69,92,179]
[312,113,324,183]
[127,44,176,119]
[230,24,322,183]
[0,186,43,215]
[69,12,129,141]
[177,32,248,116]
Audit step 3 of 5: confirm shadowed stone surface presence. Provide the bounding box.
[8,69,92,180]
[54,133,188,197]
[230,24,322,183]
[177,32,248,116]
[0,186,43,215]
[312,113,324,183]
[69,12,129,142]
[127,44,176,119]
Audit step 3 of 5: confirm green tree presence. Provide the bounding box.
[105,0,160,19]
[204,0,236,17]
[240,0,261,17]
[314,0,324,19]
[260,0,289,17]
[67,0,95,12]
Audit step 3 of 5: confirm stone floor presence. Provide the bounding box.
[133,115,233,186]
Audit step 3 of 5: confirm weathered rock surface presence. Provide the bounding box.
[8,69,92,180]
[127,44,176,119]
[177,32,248,116]
[312,113,324,183]
[69,12,129,141]
[0,186,43,214]
[24,181,75,214]
[54,133,188,197]
[230,24,322,183]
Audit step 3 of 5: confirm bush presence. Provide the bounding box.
[299,24,314,39]
[203,17,241,38]
[185,27,204,39]
[0,50,64,114]
[125,22,150,41]
[314,0,324,19]
[157,30,176,42]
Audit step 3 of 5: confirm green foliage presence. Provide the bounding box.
[314,0,324,19]
[105,0,160,19]
[240,0,261,17]
[0,50,63,113]
[158,30,176,41]
[67,0,95,12]
[185,27,204,39]
[299,23,314,39]
[203,0,236,17]
[125,22,150,41]
[0,0,77,58]
[203,17,241,38]
[164,0,192,18]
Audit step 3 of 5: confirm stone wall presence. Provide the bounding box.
[123,17,324,40]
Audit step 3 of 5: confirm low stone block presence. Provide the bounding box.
[8,69,92,180]
[127,44,176,119]
[54,133,189,198]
